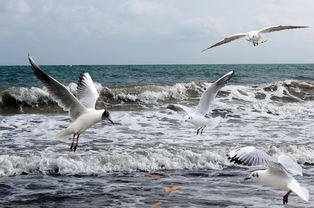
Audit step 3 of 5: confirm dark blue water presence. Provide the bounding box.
[1,64,314,88]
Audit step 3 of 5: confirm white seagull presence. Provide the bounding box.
[28,55,114,152]
[202,25,308,51]
[227,146,309,205]
[170,71,234,135]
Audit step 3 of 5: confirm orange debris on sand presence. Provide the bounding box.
[153,201,164,206]
[148,174,166,179]
[164,185,180,193]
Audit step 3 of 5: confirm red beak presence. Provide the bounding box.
[108,118,114,125]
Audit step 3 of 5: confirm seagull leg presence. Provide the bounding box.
[283,190,292,204]
[73,134,80,152]
[70,134,76,151]
[196,127,201,135]
[200,126,206,134]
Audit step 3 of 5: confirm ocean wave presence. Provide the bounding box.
[98,82,202,104]
[225,80,314,103]
[0,149,226,177]
[268,144,314,165]
[1,144,312,177]
[1,80,314,114]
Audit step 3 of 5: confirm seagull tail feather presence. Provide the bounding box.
[56,128,73,140]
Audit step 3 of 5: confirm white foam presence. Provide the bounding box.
[1,105,313,177]
[269,145,314,164]
[2,80,313,111]
[1,142,311,177]
[7,87,51,105]
[108,82,202,104]
[0,148,228,176]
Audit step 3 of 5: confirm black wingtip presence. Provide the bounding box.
[201,47,211,52]
[227,155,244,165]
[28,54,32,64]
[224,70,234,81]
[77,71,89,88]
[28,54,36,69]
[77,72,85,88]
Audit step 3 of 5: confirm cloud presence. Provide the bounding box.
[0,0,30,14]
[0,0,313,64]
[123,0,164,16]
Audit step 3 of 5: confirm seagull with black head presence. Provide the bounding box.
[28,55,114,151]
[227,146,309,205]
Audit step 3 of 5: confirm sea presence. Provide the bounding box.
[0,64,314,207]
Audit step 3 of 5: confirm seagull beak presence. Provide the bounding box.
[108,118,114,125]
[244,177,251,181]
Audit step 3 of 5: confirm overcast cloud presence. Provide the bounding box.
[0,0,313,65]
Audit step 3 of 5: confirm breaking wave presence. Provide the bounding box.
[1,80,314,114]
[0,149,226,177]
[0,144,312,177]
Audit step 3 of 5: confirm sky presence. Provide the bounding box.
[0,0,314,65]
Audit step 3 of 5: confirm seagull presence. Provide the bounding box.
[227,146,309,205]
[28,55,114,152]
[170,71,234,135]
[202,25,308,51]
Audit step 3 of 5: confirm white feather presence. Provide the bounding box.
[76,72,99,109]
[288,179,309,202]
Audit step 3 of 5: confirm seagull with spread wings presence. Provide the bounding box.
[28,55,114,152]
[227,146,309,205]
[202,25,308,51]
[170,71,234,135]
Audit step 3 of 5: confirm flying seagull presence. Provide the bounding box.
[202,25,308,51]
[170,71,234,135]
[28,55,114,151]
[227,146,309,205]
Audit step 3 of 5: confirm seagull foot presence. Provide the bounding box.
[70,143,78,152]
[283,190,292,204]
[73,144,78,152]
[200,126,206,134]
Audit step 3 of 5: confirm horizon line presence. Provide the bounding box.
[1,62,314,67]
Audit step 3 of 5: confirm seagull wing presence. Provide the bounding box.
[195,71,234,115]
[278,155,303,176]
[202,33,247,51]
[287,179,309,202]
[228,147,305,177]
[76,72,99,109]
[169,104,194,115]
[258,25,308,34]
[227,146,279,168]
[28,55,86,120]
